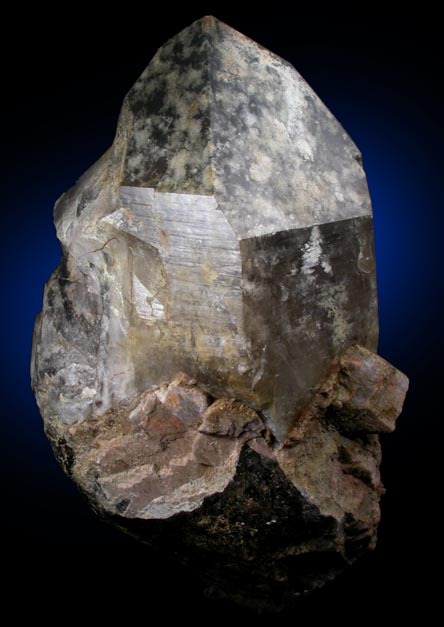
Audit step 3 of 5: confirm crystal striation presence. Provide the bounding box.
[31,16,408,609]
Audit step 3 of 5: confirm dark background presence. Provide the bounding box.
[1,5,442,620]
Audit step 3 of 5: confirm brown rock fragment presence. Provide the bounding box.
[326,345,409,435]
[198,399,264,438]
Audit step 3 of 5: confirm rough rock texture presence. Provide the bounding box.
[31,16,408,609]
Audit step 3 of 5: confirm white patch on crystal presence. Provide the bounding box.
[102,207,134,231]
[132,274,165,322]
[302,226,333,276]
[81,387,96,399]
[302,226,322,274]
[321,258,333,275]
[249,153,272,183]
[294,136,314,161]
[318,281,350,345]
[335,191,344,202]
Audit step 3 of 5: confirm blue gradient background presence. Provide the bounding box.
[1,9,442,619]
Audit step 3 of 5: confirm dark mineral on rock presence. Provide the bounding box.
[31,16,409,610]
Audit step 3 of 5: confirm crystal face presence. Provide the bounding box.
[31,16,408,609]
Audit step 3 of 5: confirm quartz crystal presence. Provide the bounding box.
[31,16,408,609]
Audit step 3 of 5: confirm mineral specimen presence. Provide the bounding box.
[31,16,408,609]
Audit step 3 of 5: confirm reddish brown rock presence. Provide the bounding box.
[287,345,409,443]
[41,344,408,610]
[198,399,264,438]
[329,345,409,434]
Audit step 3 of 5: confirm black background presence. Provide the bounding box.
[1,5,442,620]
